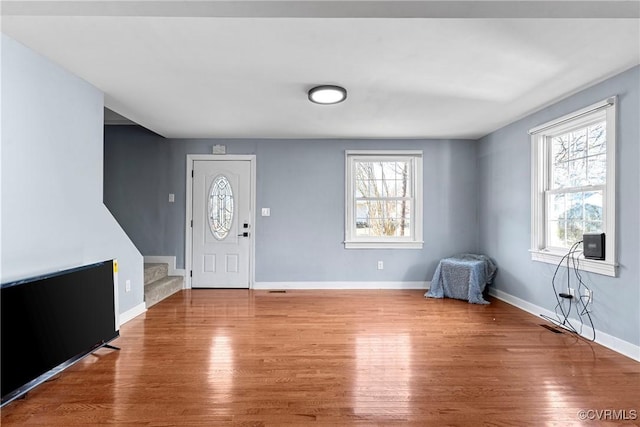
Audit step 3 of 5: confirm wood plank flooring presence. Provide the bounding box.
[2,290,639,426]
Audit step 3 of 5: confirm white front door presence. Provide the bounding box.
[192,160,252,288]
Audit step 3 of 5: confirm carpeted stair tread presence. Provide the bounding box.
[144,263,168,285]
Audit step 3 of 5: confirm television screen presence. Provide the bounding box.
[1,260,118,406]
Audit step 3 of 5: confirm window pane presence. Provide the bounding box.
[568,158,587,187]
[587,122,606,155]
[353,159,412,238]
[564,192,584,220]
[372,179,384,196]
[382,201,399,237]
[552,122,607,191]
[569,129,587,159]
[548,194,565,221]
[208,175,234,240]
[584,191,603,217]
[587,154,606,186]
[354,198,412,238]
[547,220,565,248]
[389,200,411,237]
[363,201,401,237]
[365,178,376,197]
[388,201,398,237]
[366,200,388,237]
[552,135,569,164]
[546,190,603,249]
[355,163,373,197]
[355,161,411,198]
[565,220,584,245]
[355,225,369,236]
[368,218,385,236]
[355,200,371,236]
[584,221,603,233]
[552,162,569,189]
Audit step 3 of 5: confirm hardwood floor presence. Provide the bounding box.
[2,290,639,426]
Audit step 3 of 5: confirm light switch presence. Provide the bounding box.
[169,193,175,203]
[261,208,271,217]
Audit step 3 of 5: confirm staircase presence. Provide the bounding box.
[144,263,184,308]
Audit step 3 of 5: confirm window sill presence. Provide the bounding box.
[530,249,617,277]
[345,241,424,250]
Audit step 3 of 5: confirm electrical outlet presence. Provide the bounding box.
[377,261,384,270]
[568,287,575,297]
[125,279,131,292]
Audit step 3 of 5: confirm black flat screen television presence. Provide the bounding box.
[1,260,119,407]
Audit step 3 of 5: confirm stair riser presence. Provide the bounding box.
[145,277,184,308]
[144,264,168,285]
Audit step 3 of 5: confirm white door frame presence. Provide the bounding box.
[185,154,256,289]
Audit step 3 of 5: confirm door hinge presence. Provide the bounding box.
[190,220,193,227]
[190,270,193,277]
[192,170,194,178]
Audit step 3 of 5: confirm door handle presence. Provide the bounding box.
[238,232,250,237]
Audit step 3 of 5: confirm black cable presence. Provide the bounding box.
[540,314,579,334]
[550,241,582,328]
[571,253,592,316]
[542,240,597,341]
[569,250,596,341]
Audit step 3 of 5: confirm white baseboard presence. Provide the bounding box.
[489,287,640,363]
[118,302,147,326]
[144,256,186,286]
[253,281,429,290]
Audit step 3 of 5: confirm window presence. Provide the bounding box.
[530,97,617,276]
[345,150,423,249]
[208,175,234,240]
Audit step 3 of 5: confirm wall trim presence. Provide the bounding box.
[143,256,186,282]
[529,250,617,277]
[119,302,147,326]
[254,281,429,290]
[488,287,639,363]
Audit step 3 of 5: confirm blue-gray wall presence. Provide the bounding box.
[1,34,144,316]
[103,63,639,350]
[104,132,479,282]
[477,65,640,347]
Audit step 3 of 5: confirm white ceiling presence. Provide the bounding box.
[2,1,639,139]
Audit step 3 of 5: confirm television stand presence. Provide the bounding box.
[103,344,120,351]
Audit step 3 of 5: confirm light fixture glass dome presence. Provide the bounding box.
[308,85,347,105]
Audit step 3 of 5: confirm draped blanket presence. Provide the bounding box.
[425,254,497,304]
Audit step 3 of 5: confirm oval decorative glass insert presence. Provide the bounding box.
[208,175,234,240]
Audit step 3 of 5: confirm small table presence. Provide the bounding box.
[425,254,497,304]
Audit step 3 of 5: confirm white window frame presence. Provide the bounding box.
[530,97,617,277]
[345,150,423,249]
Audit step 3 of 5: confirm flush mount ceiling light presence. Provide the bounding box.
[308,85,347,105]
